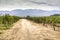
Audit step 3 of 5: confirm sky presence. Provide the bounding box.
[0,0,60,11]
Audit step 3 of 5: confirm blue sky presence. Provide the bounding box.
[0,0,60,11]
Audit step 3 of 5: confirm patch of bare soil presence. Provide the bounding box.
[0,19,60,40]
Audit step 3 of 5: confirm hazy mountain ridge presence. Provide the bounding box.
[0,9,60,16]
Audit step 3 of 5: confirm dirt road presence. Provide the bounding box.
[0,19,60,40]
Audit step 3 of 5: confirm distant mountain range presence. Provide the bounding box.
[0,9,60,17]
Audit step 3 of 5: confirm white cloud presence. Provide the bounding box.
[0,0,60,11]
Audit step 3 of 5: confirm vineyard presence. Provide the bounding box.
[0,14,60,32]
[26,15,60,31]
[0,14,60,40]
[0,14,20,31]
